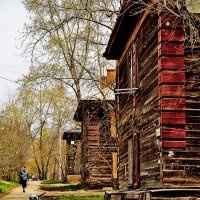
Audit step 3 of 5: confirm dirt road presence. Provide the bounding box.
[0,181,106,200]
[0,181,43,200]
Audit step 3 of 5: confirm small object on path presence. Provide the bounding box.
[29,192,46,200]
[29,194,38,200]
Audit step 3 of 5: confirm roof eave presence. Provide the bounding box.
[103,1,140,60]
[74,99,114,121]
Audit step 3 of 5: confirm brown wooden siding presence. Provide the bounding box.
[158,14,200,188]
[158,14,187,186]
[81,111,89,184]
[80,106,117,188]
[117,51,133,189]
[117,13,160,190]
[104,2,200,199]
[138,13,160,189]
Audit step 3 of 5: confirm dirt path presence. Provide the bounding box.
[0,181,43,200]
[0,181,107,200]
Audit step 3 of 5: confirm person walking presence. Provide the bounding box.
[20,166,29,193]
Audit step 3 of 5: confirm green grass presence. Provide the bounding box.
[41,183,84,191]
[41,180,67,184]
[59,195,104,200]
[0,181,18,194]
[9,178,20,184]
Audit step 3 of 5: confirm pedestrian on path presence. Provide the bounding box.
[19,166,29,193]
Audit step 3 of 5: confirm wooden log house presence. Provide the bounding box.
[104,1,200,199]
[63,130,81,183]
[74,69,118,188]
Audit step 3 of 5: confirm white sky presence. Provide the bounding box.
[0,1,29,102]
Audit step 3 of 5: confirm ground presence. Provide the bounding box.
[0,181,106,200]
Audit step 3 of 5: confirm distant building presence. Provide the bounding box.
[63,129,81,183]
[74,69,118,188]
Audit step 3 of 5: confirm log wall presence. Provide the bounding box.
[117,13,161,190]
[138,13,160,189]
[81,106,117,188]
[157,13,200,188]
[116,11,200,191]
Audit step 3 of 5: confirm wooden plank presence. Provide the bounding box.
[160,98,186,111]
[88,131,99,135]
[161,112,185,125]
[163,177,186,183]
[159,85,185,97]
[110,112,116,138]
[158,43,184,56]
[158,57,185,70]
[161,118,185,125]
[87,126,99,131]
[158,29,185,42]
[161,128,186,139]
[141,180,162,189]
[112,152,118,179]
[161,141,186,148]
[159,71,185,83]
[151,197,200,200]
[88,136,99,140]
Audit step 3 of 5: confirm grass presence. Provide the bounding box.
[41,183,84,192]
[9,178,20,184]
[59,195,104,200]
[41,180,68,184]
[0,180,18,194]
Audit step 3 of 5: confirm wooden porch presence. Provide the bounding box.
[105,189,200,200]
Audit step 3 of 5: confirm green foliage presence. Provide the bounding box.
[59,195,104,200]
[0,181,18,194]
[0,99,31,177]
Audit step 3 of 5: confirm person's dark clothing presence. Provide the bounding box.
[21,179,27,187]
[20,170,29,192]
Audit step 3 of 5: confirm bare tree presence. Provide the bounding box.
[21,0,120,101]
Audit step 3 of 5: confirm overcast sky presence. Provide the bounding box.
[0,1,29,103]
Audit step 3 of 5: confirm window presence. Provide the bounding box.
[115,41,139,95]
[127,41,139,89]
